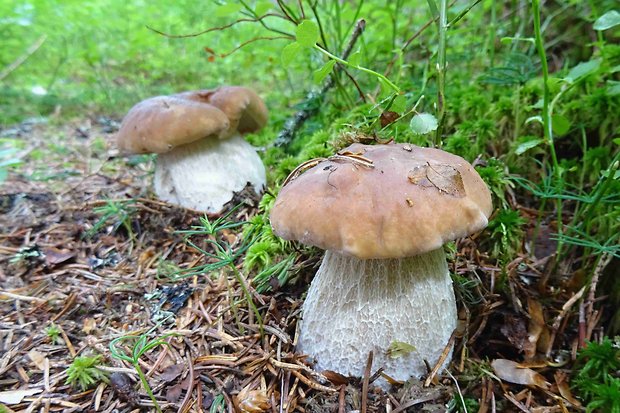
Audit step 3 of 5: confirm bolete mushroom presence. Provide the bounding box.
[270,142,492,386]
[116,86,268,213]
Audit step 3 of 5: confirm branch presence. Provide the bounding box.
[146,13,291,39]
[216,36,291,59]
[273,19,367,148]
[0,35,47,82]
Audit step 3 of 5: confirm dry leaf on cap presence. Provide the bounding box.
[491,359,550,389]
[233,387,271,413]
[407,163,466,197]
[0,388,42,404]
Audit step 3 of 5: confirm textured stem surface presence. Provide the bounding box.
[298,248,457,387]
[154,135,265,213]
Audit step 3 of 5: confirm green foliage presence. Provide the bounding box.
[65,355,108,391]
[210,394,227,413]
[485,209,527,260]
[476,159,512,208]
[573,337,620,413]
[109,327,176,413]
[45,323,62,344]
[178,206,263,330]
[85,199,138,241]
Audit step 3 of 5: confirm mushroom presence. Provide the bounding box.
[270,142,492,386]
[116,86,268,213]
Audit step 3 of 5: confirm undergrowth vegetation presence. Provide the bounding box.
[1,0,619,410]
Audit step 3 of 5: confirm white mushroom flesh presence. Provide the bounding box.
[154,134,266,213]
[298,248,457,388]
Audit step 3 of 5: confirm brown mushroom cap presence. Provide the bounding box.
[174,86,268,135]
[270,143,493,259]
[116,96,230,154]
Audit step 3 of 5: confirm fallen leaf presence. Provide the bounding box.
[27,349,47,370]
[554,371,581,406]
[165,382,184,403]
[82,318,96,334]
[526,298,546,360]
[42,247,76,266]
[386,341,416,359]
[500,314,528,352]
[0,388,42,404]
[408,163,466,197]
[380,111,400,127]
[322,370,349,386]
[160,363,184,383]
[491,359,550,389]
[233,387,271,413]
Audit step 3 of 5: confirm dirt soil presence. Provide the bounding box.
[0,116,598,412]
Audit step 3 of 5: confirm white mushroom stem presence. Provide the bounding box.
[298,248,457,388]
[154,134,266,213]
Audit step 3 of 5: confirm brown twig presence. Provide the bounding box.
[273,19,367,148]
[146,14,288,39]
[361,351,373,413]
[0,35,47,82]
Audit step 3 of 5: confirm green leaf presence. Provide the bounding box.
[551,114,571,136]
[296,20,319,47]
[515,138,545,155]
[254,1,272,16]
[313,60,336,83]
[215,3,242,16]
[348,50,361,67]
[387,341,416,359]
[426,0,439,21]
[281,42,302,66]
[606,81,620,96]
[593,10,620,31]
[410,113,438,135]
[565,60,601,83]
[391,95,407,113]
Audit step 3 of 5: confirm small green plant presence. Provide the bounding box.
[109,327,176,413]
[177,206,263,332]
[485,209,527,260]
[45,323,62,344]
[210,394,226,413]
[573,337,620,413]
[65,355,108,391]
[84,199,138,241]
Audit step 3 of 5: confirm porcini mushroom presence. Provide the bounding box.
[116,86,268,213]
[270,142,492,386]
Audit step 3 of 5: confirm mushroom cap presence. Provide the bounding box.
[270,143,493,259]
[174,86,268,136]
[116,96,230,154]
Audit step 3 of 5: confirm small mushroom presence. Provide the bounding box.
[270,142,492,387]
[116,86,268,213]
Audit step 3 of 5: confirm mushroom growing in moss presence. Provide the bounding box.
[270,142,492,386]
[116,86,268,213]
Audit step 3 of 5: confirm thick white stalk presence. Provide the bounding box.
[298,248,457,387]
[154,134,265,213]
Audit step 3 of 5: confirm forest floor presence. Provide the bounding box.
[0,115,602,412]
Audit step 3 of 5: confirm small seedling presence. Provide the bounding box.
[84,199,138,242]
[45,323,62,344]
[109,325,177,413]
[65,355,108,391]
[573,337,620,413]
[177,205,263,333]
